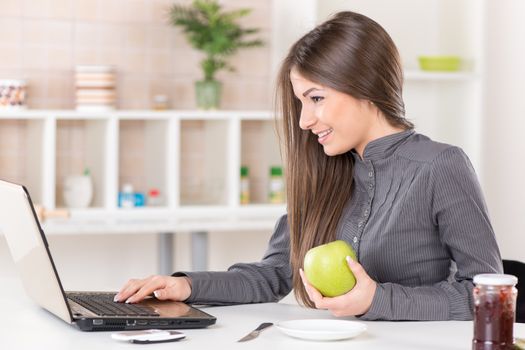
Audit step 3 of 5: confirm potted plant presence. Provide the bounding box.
[169,0,264,109]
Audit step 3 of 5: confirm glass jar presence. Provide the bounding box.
[472,273,518,350]
[153,94,169,110]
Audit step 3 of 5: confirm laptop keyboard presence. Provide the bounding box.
[68,293,159,317]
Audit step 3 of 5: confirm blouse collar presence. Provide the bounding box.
[352,129,415,162]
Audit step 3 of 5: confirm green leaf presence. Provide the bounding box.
[168,0,264,80]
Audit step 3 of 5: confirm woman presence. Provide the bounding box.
[114,11,502,321]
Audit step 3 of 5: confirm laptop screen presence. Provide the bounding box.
[0,179,73,323]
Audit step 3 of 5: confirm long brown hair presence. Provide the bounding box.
[275,11,413,307]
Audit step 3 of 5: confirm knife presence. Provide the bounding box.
[237,322,273,342]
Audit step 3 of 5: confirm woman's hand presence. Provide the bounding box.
[299,256,377,317]
[114,275,192,304]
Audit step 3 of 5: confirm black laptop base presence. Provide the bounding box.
[75,315,216,332]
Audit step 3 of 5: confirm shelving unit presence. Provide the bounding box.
[0,110,287,235]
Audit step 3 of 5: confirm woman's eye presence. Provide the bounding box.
[310,96,324,103]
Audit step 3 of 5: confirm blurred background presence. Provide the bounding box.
[0,0,524,295]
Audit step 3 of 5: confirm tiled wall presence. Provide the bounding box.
[0,0,273,110]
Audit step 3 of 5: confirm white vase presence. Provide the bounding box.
[63,175,93,208]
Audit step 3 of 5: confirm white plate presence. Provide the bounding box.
[275,319,367,341]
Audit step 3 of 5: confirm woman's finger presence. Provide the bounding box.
[346,256,368,281]
[125,276,167,303]
[115,278,146,302]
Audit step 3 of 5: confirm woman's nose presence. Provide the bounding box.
[299,108,316,130]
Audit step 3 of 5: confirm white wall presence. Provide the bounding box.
[270,0,317,88]
[482,0,525,261]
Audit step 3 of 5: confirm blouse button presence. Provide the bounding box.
[368,171,373,178]
[353,236,358,243]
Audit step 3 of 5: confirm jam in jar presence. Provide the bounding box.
[472,274,518,350]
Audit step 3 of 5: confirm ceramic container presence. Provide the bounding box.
[63,175,93,208]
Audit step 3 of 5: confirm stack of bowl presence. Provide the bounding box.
[75,65,116,111]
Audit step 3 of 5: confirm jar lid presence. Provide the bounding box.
[154,94,168,102]
[473,273,518,286]
[122,184,134,193]
[148,188,160,196]
[270,166,282,176]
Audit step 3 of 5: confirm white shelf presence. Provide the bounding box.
[41,204,287,235]
[0,109,274,120]
[59,203,286,220]
[0,110,285,234]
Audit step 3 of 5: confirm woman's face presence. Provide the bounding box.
[290,68,376,157]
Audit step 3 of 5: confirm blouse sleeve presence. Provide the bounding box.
[173,215,293,305]
[360,147,503,320]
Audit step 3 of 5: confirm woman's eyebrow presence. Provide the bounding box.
[302,87,322,97]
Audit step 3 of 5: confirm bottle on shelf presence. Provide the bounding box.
[119,183,135,208]
[134,192,145,207]
[269,166,285,204]
[240,166,250,205]
[148,188,162,206]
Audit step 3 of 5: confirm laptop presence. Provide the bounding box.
[0,179,216,331]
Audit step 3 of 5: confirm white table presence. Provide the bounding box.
[2,276,525,350]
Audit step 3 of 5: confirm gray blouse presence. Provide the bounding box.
[175,129,503,321]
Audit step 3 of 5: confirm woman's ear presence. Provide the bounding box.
[365,99,383,119]
[361,99,375,112]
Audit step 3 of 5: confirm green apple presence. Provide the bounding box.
[303,240,357,297]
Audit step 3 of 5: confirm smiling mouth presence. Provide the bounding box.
[317,128,333,138]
